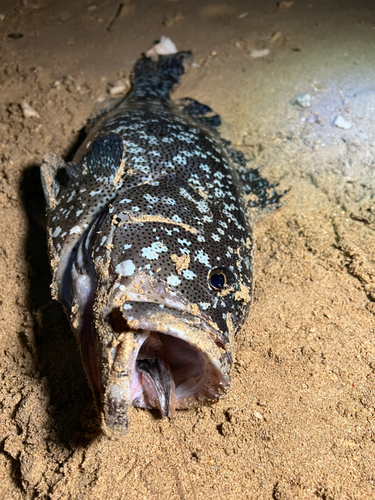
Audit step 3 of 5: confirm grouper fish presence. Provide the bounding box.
[41,51,281,435]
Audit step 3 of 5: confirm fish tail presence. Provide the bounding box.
[129,51,192,102]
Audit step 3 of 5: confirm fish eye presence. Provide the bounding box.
[208,267,236,291]
[209,270,226,290]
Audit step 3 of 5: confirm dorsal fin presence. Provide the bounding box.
[67,132,126,186]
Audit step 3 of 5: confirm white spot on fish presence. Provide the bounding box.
[115,260,135,276]
[199,302,210,310]
[142,242,168,260]
[52,227,61,238]
[76,210,83,217]
[167,275,181,286]
[89,190,102,196]
[69,225,82,235]
[182,270,196,280]
[194,249,210,267]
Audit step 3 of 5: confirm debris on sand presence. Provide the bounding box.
[108,80,129,96]
[162,13,184,27]
[269,31,282,44]
[334,115,352,129]
[21,102,40,118]
[290,93,311,108]
[277,1,293,9]
[250,49,270,59]
[146,36,177,58]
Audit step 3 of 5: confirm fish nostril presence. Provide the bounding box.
[107,307,129,333]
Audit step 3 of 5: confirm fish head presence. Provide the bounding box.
[70,175,253,435]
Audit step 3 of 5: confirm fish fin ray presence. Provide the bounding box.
[222,140,288,209]
[177,97,222,129]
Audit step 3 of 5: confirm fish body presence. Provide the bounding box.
[41,52,279,435]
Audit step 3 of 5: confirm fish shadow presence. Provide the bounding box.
[20,162,98,447]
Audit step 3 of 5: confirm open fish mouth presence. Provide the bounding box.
[100,301,231,433]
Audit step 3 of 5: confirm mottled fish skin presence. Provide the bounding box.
[41,52,281,435]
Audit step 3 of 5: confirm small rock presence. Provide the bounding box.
[290,93,311,108]
[269,31,282,44]
[8,33,24,39]
[146,36,177,58]
[162,12,184,27]
[250,49,270,59]
[87,4,97,11]
[97,95,106,103]
[21,102,39,118]
[278,1,293,8]
[238,12,248,19]
[312,82,325,91]
[253,410,264,420]
[62,75,81,92]
[108,80,128,96]
[334,115,351,130]
[0,14,5,21]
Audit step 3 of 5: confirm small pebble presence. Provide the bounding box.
[253,410,264,420]
[0,14,5,21]
[63,75,81,92]
[290,93,311,108]
[250,49,270,59]
[334,115,351,130]
[87,4,97,11]
[269,31,282,44]
[109,80,128,96]
[238,12,248,18]
[8,33,24,39]
[162,12,184,27]
[97,95,106,103]
[278,1,293,8]
[21,102,39,118]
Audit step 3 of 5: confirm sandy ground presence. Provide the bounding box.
[0,0,374,498]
